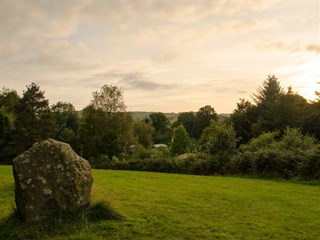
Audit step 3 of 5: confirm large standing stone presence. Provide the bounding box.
[13,139,93,222]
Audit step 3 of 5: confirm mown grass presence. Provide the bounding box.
[0,165,320,239]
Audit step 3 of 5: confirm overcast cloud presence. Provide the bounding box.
[1,0,319,113]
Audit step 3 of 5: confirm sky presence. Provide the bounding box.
[1,0,319,113]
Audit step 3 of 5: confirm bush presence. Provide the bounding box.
[233,128,320,179]
[171,125,190,156]
[298,147,320,180]
[277,127,317,151]
[229,152,254,175]
[241,131,279,152]
[129,145,171,160]
[90,128,320,180]
[200,122,237,155]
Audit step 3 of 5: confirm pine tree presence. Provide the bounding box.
[252,75,285,135]
[12,83,54,155]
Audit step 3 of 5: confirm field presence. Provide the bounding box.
[1,165,320,239]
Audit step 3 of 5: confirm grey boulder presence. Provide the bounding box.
[13,139,93,222]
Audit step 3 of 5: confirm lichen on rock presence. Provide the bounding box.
[13,138,93,222]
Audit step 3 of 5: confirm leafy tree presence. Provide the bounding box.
[12,83,54,156]
[173,112,196,138]
[193,105,218,139]
[51,101,79,148]
[79,105,104,158]
[58,127,76,144]
[147,112,171,144]
[171,124,190,156]
[51,102,78,130]
[0,111,13,163]
[302,89,320,140]
[230,99,258,144]
[133,120,154,148]
[92,85,126,112]
[148,112,169,132]
[231,75,308,141]
[79,85,134,160]
[200,122,237,155]
[0,88,20,112]
[270,88,307,131]
[0,89,19,163]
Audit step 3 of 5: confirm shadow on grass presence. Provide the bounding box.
[0,201,124,240]
[88,201,124,222]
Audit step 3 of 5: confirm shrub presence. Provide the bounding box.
[277,127,317,151]
[200,122,237,155]
[171,125,190,156]
[132,147,159,159]
[229,152,254,175]
[241,131,279,152]
[298,147,320,180]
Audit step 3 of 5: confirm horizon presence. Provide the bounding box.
[1,0,319,113]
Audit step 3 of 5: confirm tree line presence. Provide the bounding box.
[0,75,319,179]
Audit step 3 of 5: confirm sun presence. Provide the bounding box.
[281,57,320,101]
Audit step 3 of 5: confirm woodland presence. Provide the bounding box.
[1,75,319,180]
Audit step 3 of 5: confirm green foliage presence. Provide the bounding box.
[298,147,320,180]
[302,95,320,140]
[11,83,54,157]
[79,85,134,161]
[278,127,317,151]
[193,105,218,139]
[147,112,171,144]
[91,85,126,112]
[173,112,196,138]
[170,124,190,156]
[0,88,20,112]
[230,99,258,143]
[253,74,284,105]
[273,89,308,130]
[130,146,168,160]
[241,131,279,152]
[0,89,20,163]
[51,101,80,150]
[58,128,76,145]
[133,120,154,148]
[232,128,320,179]
[0,78,319,181]
[200,122,237,155]
[231,75,309,142]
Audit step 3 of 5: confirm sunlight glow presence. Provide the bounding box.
[276,57,320,101]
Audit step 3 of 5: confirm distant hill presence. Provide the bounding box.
[129,112,179,123]
[130,112,230,124]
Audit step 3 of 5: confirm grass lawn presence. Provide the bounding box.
[1,165,320,239]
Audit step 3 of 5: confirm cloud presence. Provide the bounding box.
[1,0,318,113]
[3,37,99,73]
[81,1,276,25]
[306,44,320,54]
[256,41,320,55]
[88,70,176,91]
[256,41,302,53]
[119,72,167,91]
[152,51,181,64]
[2,1,85,39]
[1,1,97,73]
